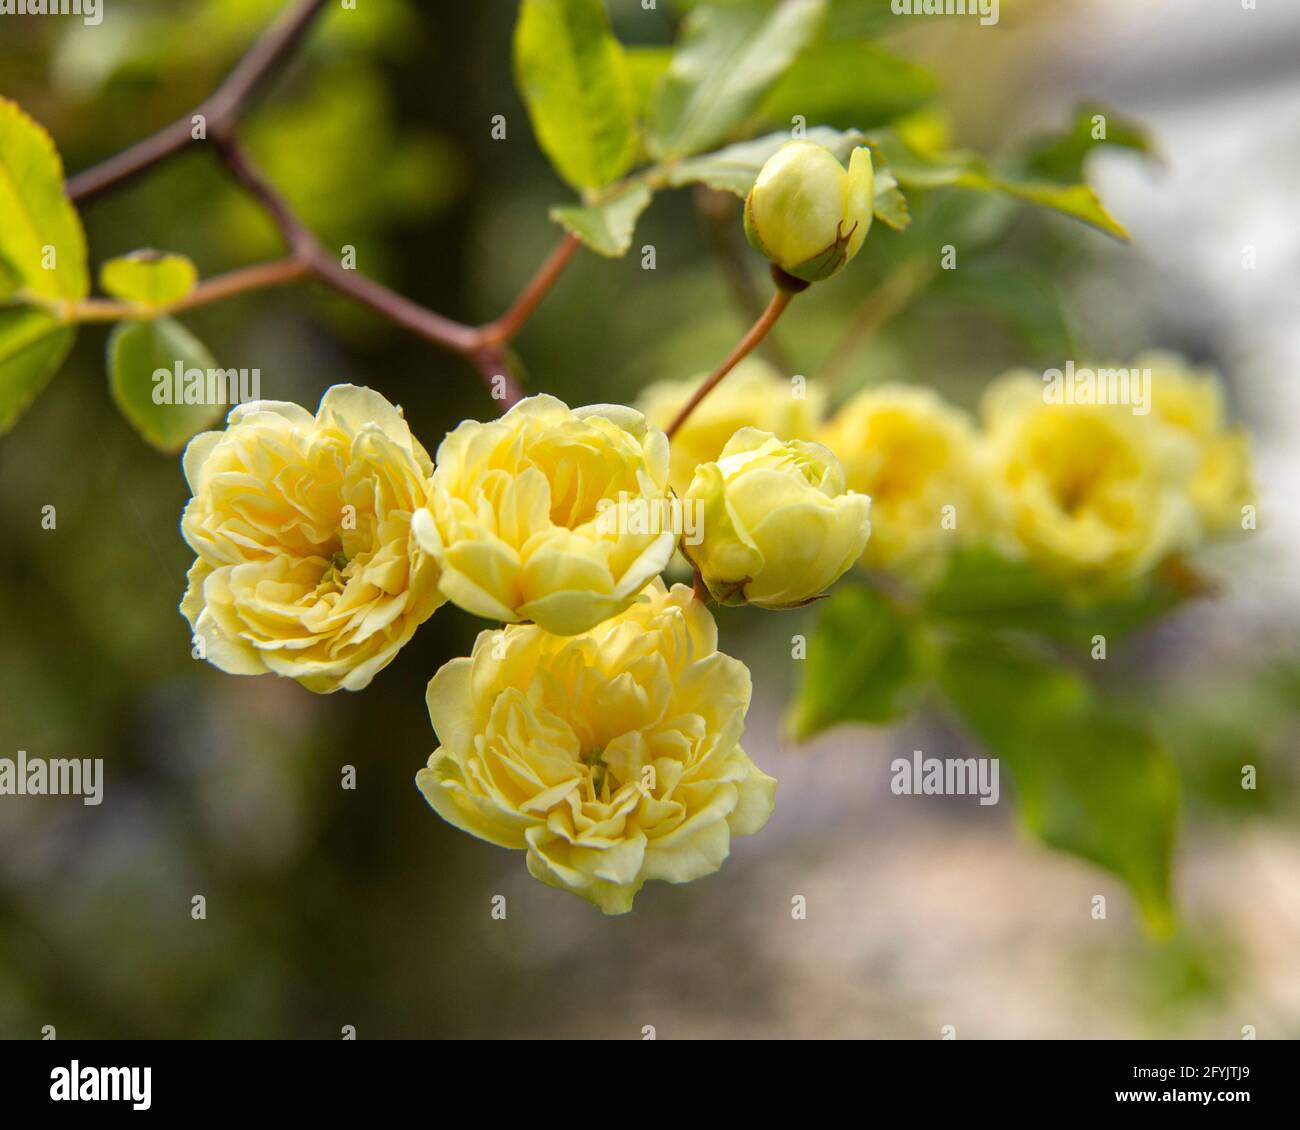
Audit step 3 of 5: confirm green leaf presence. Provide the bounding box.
[825,0,899,38]
[99,250,199,307]
[513,0,639,190]
[868,150,911,232]
[625,46,673,120]
[924,261,1074,356]
[871,131,1130,241]
[786,584,931,740]
[1023,102,1157,184]
[997,181,1130,242]
[107,318,224,452]
[762,40,939,132]
[0,252,19,300]
[937,635,1178,933]
[0,308,75,435]
[925,547,1186,649]
[649,0,827,161]
[0,97,89,301]
[550,181,653,257]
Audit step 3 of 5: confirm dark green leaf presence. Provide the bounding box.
[925,547,1186,649]
[924,261,1074,356]
[786,584,931,739]
[762,40,939,132]
[937,635,1178,932]
[1023,102,1157,184]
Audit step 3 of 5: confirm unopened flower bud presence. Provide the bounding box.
[682,428,872,608]
[744,141,874,283]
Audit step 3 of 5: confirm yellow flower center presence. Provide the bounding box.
[861,416,951,501]
[1023,415,1139,518]
[526,433,641,529]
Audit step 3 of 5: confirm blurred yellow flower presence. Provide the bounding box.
[636,358,826,497]
[180,385,444,693]
[980,371,1198,586]
[412,394,674,635]
[819,384,982,578]
[682,428,871,608]
[1142,351,1256,536]
[416,579,775,914]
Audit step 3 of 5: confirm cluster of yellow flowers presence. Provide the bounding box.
[180,385,835,912]
[643,352,1256,593]
[177,349,1252,911]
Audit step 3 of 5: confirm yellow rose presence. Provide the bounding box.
[980,371,1198,586]
[1141,351,1256,536]
[412,394,674,636]
[416,579,775,914]
[180,385,444,693]
[818,384,982,578]
[682,428,871,608]
[744,141,874,283]
[636,359,827,496]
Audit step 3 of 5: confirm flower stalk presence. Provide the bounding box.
[666,282,797,440]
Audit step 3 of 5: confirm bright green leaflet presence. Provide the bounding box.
[100,251,200,307]
[513,0,639,190]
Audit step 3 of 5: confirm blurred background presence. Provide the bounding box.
[1,0,1297,1038]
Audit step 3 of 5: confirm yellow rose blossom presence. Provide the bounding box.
[412,394,674,636]
[818,384,982,578]
[979,371,1199,586]
[180,385,444,693]
[636,358,827,496]
[682,428,871,608]
[416,579,775,914]
[1141,351,1256,536]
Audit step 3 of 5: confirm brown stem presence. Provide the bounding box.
[693,186,796,374]
[213,138,319,258]
[310,256,482,356]
[481,233,580,346]
[65,259,309,322]
[666,289,795,439]
[467,342,526,411]
[212,138,483,356]
[202,0,330,130]
[66,0,329,202]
